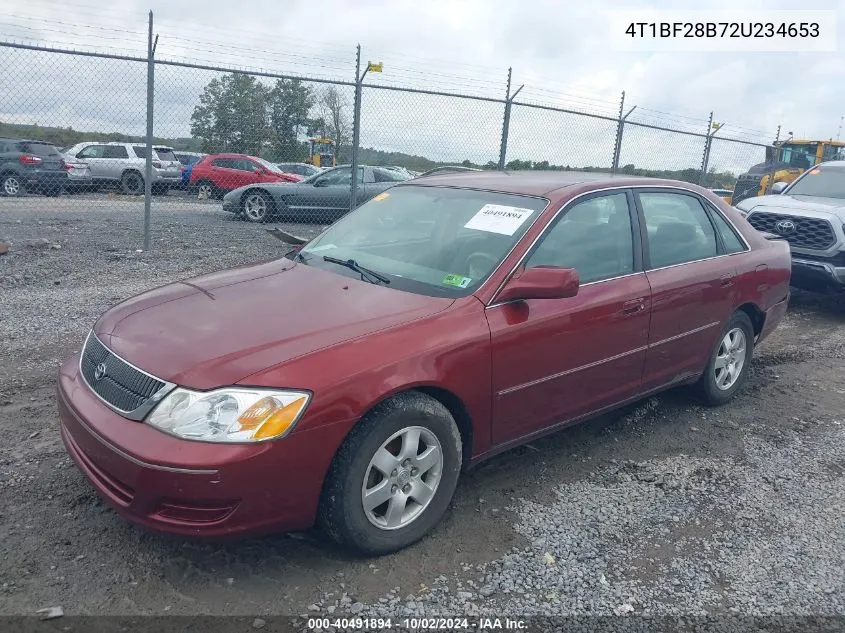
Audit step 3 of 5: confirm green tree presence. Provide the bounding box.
[266,79,315,161]
[190,74,268,154]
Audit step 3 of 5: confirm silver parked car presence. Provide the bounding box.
[63,142,182,195]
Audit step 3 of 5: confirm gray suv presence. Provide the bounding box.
[63,142,182,195]
[736,160,845,292]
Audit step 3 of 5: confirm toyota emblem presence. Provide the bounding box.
[93,362,107,381]
[775,219,796,235]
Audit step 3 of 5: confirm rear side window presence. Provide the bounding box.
[212,158,232,168]
[20,142,61,157]
[103,146,128,159]
[639,192,719,268]
[132,146,150,158]
[709,210,746,254]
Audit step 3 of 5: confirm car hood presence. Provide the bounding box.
[738,194,845,221]
[93,259,454,390]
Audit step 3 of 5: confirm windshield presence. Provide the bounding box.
[786,165,845,199]
[297,185,548,297]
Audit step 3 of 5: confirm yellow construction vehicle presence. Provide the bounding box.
[731,139,845,204]
[307,137,336,168]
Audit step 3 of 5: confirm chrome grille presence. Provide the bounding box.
[80,333,166,414]
[747,212,836,250]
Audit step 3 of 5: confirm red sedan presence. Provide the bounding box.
[58,172,790,555]
[189,153,302,199]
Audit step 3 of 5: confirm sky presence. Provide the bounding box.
[1,0,843,174]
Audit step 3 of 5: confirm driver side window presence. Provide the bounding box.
[526,193,635,284]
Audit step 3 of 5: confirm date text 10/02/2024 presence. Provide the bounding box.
[306,617,527,630]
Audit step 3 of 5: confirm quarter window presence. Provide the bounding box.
[709,209,746,254]
[639,192,718,268]
[526,193,634,284]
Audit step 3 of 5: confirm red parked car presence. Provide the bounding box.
[189,153,301,198]
[57,172,790,555]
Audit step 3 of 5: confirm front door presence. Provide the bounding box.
[487,190,652,445]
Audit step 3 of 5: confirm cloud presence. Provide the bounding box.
[0,0,842,173]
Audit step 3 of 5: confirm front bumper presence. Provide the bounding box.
[791,257,845,291]
[57,354,345,538]
[222,195,238,213]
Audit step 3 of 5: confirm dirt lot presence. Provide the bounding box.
[0,196,843,620]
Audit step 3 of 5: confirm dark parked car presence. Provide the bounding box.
[1,138,68,196]
[190,153,302,199]
[276,162,323,178]
[222,164,410,222]
[58,172,790,555]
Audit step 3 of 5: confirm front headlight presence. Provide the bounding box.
[147,387,310,443]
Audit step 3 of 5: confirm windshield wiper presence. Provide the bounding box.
[322,255,390,285]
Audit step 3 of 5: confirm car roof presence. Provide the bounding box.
[0,138,55,145]
[400,170,664,197]
[817,160,845,167]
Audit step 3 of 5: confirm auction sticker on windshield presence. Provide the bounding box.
[464,204,534,236]
[442,274,472,288]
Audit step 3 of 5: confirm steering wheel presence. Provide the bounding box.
[464,251,499,280]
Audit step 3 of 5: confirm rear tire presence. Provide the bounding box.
[319,392,462,556]
[697,311,754,406]
[1,173,23,197]
[120,171,144,196]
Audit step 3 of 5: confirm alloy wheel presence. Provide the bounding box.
[197,183,213,200]
[361,426,444,530]
[714,327,746,391]
[243,193,268,221]
[3,176,21,196]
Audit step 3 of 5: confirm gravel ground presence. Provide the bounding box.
[0,196,843,626]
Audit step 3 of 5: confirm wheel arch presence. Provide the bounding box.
[736,302,765,342]
[240,187,278,213]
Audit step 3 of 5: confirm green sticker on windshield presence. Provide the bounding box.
[443,274,472,288]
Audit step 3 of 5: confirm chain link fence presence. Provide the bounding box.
[0,37,781,245]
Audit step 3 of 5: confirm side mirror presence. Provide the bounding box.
[770,181,788,194]
[496,266,580,303]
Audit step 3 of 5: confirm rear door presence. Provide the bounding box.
[635,189,741,391]
[487,190,652,445]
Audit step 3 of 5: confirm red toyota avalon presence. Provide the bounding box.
[57,171,791,555]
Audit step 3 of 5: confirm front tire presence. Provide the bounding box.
[697,311,754,406]
[241,190,274,223]
[319,392,462,556]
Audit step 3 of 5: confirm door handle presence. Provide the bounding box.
[720,273,735,288]
[621,298,646,315]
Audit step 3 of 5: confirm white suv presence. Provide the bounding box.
[63,142,182,195]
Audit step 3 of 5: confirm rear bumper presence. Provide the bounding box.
[23,170,68,190]
[758,293,790,345]
[791,257,845,291]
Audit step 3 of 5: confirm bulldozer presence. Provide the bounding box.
[731,139,845,205]
[306,137,336,169]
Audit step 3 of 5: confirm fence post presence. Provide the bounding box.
[611,91,636,174]
[765,125,781,195]
[349,45,362,214]
[143,12,157,251]
[698,112,714,185]
[497,67,512,170]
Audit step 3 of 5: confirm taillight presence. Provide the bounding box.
[152,160,162,169]
[19,154,43,165]
[61,159,70,170]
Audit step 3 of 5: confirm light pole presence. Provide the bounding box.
[349,48,382,213]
